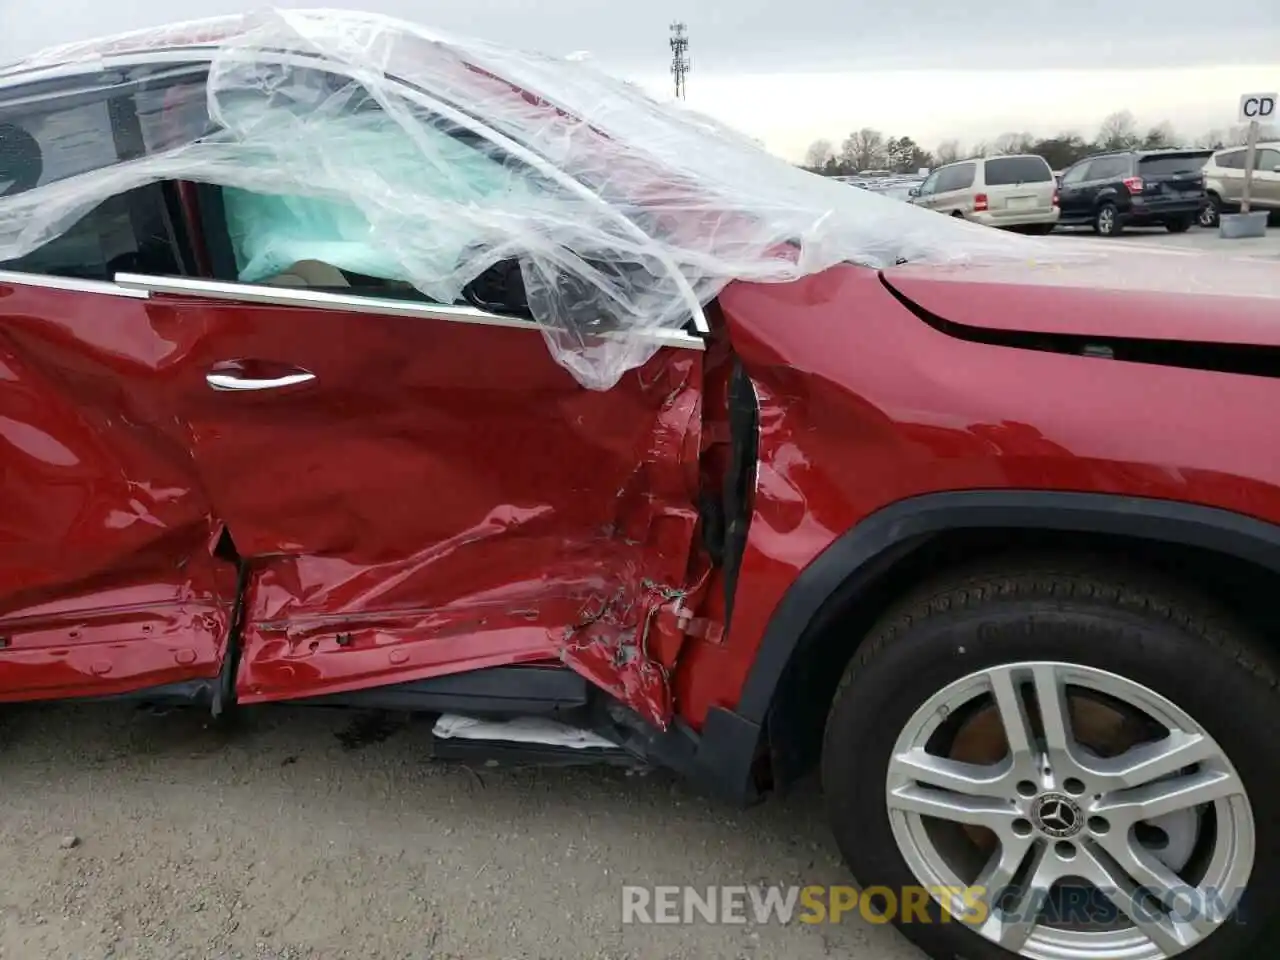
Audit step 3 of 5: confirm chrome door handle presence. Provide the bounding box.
[205,371,316,391]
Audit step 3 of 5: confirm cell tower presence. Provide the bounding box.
[669,22,689,100]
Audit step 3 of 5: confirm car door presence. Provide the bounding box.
[912,169,942,209]
[0,67,238,703]
[932,163,975,215]
[1251,147,1280,207]
[114,66,707,726]
[113,260,705,723]
[1214,149,1247,205]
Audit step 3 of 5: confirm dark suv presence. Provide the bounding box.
[1056,149,1212,235]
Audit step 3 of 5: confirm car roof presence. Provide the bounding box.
[1213,141,1280,151]
[0,16,242,86]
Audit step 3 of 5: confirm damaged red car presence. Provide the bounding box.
[3,12,1279,960]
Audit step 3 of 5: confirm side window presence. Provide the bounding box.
[1,66,213,197]
[933,163,973,193]
[916,170,941,195]
[189,68,572,318]
[0,184,187,280]
[1216,150,1246,170]
[1060,164,1088,185]
[1254,148,1280,172]
[0,65,211,280]
[947,162,976,191]
[1083,156,1128,180]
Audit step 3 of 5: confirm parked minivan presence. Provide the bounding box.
[908,154,1059,233]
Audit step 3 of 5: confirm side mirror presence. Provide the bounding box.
[908,187,920,197]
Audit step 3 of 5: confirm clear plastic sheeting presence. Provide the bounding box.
[0,10,1067,389]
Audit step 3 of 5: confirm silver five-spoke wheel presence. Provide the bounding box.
[885,661,1255,960]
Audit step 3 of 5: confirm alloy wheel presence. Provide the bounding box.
[884,661,1255,960]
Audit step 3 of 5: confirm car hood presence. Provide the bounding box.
[881,247,1280,346]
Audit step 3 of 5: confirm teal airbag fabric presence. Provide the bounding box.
[222,186,405,283]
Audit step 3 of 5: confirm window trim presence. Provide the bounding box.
[111,272,706,350]
[0,267,150,298]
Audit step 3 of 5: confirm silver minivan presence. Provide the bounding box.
[909,154,1059,233]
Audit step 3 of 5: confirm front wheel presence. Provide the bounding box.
[822,560,1279,960]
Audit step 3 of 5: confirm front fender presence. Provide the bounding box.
[678,490,1280,805]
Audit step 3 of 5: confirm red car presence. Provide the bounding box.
[3,14,1279,960]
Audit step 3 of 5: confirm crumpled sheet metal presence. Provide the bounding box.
[0,9,1066,389]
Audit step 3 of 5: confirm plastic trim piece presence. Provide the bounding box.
[0,268,152,299]
[292,664,592,716]
[114,273,707,349]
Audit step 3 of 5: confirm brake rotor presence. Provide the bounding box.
[948,690,1200,871]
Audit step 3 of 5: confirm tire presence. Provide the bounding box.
[1166,217,1193,233]
[1093,202,1122,236]
[1199,196,1221,229]
[821,559,1280,960]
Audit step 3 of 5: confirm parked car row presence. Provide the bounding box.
[850,143,1280,236]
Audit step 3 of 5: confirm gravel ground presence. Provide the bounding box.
[0,701,924,960]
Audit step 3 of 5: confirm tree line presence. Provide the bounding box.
[802,110,1280,175]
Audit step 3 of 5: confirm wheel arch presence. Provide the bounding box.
[696,491,1280,800]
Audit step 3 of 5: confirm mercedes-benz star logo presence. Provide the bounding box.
[1031,793,1083,839]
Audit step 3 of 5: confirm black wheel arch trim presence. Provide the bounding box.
[668,490,1280,805]
[733,490,1280,724]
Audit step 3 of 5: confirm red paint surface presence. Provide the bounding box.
[0,281,235,699]
[883,252,1280,344]
[7,255,1280,731]
[167,301,703,726]
[670,263,1280,726]
[0,279,703,724]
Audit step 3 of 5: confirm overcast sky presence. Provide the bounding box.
[1,0,1276,159]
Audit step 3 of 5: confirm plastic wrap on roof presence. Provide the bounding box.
[0,9,1066,389]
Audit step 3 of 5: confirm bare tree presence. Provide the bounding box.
[1219,123,1278,146]
[803,139,834,170]
[1142,122,1177,148]
[1097,110,1139,151]
[934,139,962,164]
[841,128,887,171]
[993,131,1035,155]
[1196,128,1227,149]
[970,141,992,158]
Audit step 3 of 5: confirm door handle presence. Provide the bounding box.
[205,371,316,392]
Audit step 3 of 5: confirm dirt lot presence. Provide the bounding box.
[0,701,924,960]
